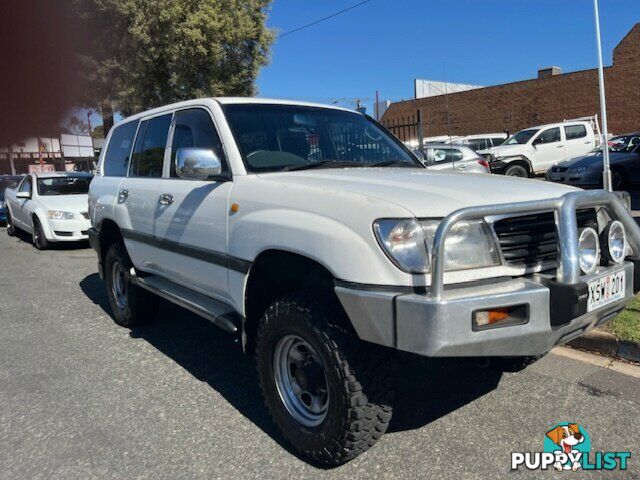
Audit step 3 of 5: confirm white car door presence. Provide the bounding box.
[11,175,34,228]
[116,112,173,274]
[530,127,564,173]
[151,107,232,301]
[564,124,594,159]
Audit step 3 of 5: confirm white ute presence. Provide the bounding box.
[5,172,93,249]
[482,118,598,177]
[88,98,640,466]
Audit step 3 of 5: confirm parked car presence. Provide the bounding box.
[414,143,491,174]
[4,172,93,249]
[547,142,640,189]
[481,119,598,177]
[0,175,23,223]
[608,132,640,152]
[88,98,639,466]
[445,133,507,151]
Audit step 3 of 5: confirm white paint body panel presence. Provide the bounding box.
[90,98,581,317]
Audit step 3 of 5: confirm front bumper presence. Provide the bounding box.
[336,189,640,357]
[336,261,637,357]
[46,218,92,241]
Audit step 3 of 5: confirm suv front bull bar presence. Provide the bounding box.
[430,190,640,300]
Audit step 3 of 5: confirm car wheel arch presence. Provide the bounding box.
[242,249,354,353]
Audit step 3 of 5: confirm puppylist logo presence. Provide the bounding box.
[511,423,632,472]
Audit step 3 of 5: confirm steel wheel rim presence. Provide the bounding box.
[273,334,329,427]
[111,261,128,310]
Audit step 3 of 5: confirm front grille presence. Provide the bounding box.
[550,166,569,173]
[493,209,598,267]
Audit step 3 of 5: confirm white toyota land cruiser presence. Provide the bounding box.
[88,98,640,466]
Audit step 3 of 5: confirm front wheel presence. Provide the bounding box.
[32,217,48,250]
[256,293,395,466]
[504,164,529,177]
[6,211,16,236]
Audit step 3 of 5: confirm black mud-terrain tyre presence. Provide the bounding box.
[104,242,157,327]
[504,163,529,177]
[6,211,16,236]
[256,292,395,467]
[32,217,48,250]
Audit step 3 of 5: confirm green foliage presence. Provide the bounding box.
[74,0,274,121]
[611,296,640,343]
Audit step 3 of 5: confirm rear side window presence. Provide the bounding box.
[565,125,587,140]
[129,114,172,177]
[170,109,227,177]
[103,120,139,176]
[467,139,487,151]
[490,137,505,146]
[536,127,561,144]
[432,148,463,163]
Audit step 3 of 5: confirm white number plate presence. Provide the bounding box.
[550,174,562,181]
[587,270,625,312]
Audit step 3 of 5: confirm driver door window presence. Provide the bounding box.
[170,108,227,177]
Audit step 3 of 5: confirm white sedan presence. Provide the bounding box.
[5,172,93,249]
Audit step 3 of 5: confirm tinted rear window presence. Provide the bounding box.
[565,125,587,140]
[129,114,172,177]
[103,120,139,176]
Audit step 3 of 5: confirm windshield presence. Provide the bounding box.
[37,176,92,196]
[503,129,540,145]
[223,104,420,172]
[609,134,640,153]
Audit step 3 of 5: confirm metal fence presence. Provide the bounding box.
[381,110,424,150]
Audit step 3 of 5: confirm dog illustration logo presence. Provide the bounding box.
[512,423,631,471]
[545,423,587,471]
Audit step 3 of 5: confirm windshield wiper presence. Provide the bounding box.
[367,160,415,167]
[283,160,364,172]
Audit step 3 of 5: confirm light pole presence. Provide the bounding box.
[593,0,612,191]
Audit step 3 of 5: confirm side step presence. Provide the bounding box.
[130,273,240,333]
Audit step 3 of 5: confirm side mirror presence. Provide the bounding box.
[16,191,30,199]
[175,148,223,180]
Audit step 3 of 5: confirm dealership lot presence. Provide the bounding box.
[0,230,638,479]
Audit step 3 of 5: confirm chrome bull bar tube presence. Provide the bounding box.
[430,190,640,301]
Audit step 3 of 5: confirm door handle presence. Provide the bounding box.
[118,189,129,203]
[457,163,468,169]
[159,193,173,206]
[556,145,564,148]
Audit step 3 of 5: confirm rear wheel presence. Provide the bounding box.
[6,211,15,236]
[504,164,529,177]
[104,243,157,327]
[256,292,395,466]
[32,217,48,250]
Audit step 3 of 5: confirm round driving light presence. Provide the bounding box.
[602,220,626,264]
[578,227,600,274]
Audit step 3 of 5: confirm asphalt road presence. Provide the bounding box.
[0,228,638,480]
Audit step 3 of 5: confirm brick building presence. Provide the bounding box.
[381,23,640,142]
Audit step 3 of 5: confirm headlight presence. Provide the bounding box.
[578,227,600,274]
[373,218,501,273]
[601,220,626,264]
[48,210,75,220]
